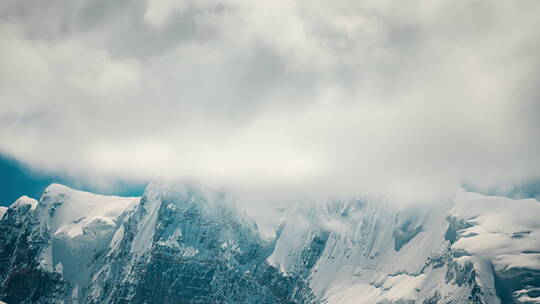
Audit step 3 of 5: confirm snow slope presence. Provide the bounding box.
[0,207,7,220]
[449,190,540,303]
[39,183,138,239]
[268,199,456,304]
[37,184,139,286]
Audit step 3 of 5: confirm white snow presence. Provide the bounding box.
[107,224,125,254]
[267,190,540,304]
[268,198,453,304]
[10,195,37,211]
[451,190,540,274]
[130,184,162,254]
[326,273,427,304]
[41,184,138,238]
[515,288,540,303]
[0,206,7,219]
[36,183,139,293]
[157,228,183,249]
[267,207,314,274]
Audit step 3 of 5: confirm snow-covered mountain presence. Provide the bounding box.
[1,182,539,304]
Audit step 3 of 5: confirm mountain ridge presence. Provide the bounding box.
[1,182,539,303]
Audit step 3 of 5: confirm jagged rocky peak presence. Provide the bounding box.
[140,182,267,258]
[9,195,37,211]
[141,182,242,227]
[1,183,540,304]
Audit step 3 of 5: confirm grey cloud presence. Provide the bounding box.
[0,0,539,204]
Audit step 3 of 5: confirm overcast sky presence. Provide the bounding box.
[1,0,539,204]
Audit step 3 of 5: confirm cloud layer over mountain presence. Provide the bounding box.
[1,0,539,203]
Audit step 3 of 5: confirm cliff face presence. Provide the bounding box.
[1,183,539,304]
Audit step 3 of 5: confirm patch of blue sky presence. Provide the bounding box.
[0,154,145,206]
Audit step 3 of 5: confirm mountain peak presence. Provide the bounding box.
[9,195,37,211]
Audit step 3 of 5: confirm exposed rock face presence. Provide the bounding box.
[0,183,539,304]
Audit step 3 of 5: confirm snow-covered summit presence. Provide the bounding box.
[38,183,139,238]
[9,195,38,211]
[451,190,540,271]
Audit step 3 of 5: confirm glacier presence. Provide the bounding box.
[0,182,539,304]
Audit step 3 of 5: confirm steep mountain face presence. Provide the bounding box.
[0,183,314,304]
[0,183,539,304]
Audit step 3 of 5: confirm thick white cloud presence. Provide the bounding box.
[1,0,539,204]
